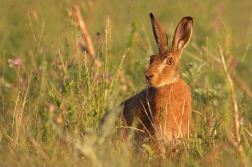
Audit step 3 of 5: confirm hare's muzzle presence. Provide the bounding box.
[144,71,155,84]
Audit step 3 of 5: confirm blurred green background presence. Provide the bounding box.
[1,0,252,88]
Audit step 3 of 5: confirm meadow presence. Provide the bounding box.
[0,0,252,166]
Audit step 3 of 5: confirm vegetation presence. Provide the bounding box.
[0,0,252,166]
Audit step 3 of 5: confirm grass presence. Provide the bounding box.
[0,0,252,166]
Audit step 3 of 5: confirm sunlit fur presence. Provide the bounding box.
[101,13,193,153]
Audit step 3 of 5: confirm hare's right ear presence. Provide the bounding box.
[171,16,193,57]
[150,13,168,54]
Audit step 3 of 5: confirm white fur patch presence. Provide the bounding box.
[157,58,167,73]
[154,77,177,88]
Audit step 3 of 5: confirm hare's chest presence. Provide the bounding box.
[152,90,185,119]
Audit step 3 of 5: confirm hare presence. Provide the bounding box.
[100,13,193,153]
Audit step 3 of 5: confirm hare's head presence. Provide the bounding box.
[145,13,193,88]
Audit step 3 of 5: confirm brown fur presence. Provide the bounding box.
[100,13,193,153]
[122,79,191,150]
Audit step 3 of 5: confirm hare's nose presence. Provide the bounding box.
[145,72,154,82]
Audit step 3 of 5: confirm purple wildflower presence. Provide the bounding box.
[8,58,23,67]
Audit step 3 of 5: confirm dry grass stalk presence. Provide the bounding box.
[12,71,32,148]
[219,45,249,167]
[72,6,101,67]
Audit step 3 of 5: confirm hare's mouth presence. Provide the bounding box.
[145,76,155,85]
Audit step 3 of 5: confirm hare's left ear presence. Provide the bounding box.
[150,13,168,54]
[171,17,193,57]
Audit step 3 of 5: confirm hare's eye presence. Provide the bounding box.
[166,58,174,66]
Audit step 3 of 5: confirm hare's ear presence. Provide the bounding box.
[171,16,193,57]
[150,13,168,54]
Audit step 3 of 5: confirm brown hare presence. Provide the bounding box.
[101,13,193,153]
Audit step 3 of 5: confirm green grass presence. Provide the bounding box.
[0,0,252,166]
